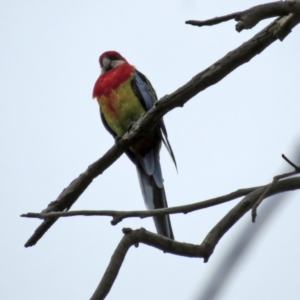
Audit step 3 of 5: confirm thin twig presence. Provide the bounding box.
[21,186,258,221]
[185,12,241,27]
[21,177,300,227]
[251,155,300,222]
[282,153,300,170]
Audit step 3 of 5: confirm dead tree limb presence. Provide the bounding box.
[21,177,300,224]
[89,176,300,300]
[186,1,297,35]
[21,186,258,221]
[24,1,300,248]
[90,228,206,300]
[252,155,300,222]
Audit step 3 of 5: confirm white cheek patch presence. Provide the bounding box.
[102,57,111,70]
[101,58,125,73]
[111,60,125,68]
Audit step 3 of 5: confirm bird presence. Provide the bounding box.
[92,51,176,239]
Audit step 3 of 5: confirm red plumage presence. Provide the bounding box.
[93,60,133,98]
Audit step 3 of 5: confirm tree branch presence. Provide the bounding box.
[89,177,300,299]
[24,6,300,248]
[90,228,206,300]
[186,1,297,34]
[21,176,300,223]
[21,186,258,221]
[251,155,300,222]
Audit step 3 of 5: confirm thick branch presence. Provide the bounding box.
[89,177,300,299]
[24,13,300,248]
[186,1,297,34]
[90,228,206,300]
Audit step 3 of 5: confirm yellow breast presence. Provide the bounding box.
[97,77,146,137]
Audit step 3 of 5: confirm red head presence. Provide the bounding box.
[99,51,128,73]
[93,51,134,98]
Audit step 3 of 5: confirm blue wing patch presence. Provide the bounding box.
[131,70,177,170]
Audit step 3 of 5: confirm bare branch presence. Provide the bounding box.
[186,12,242,27]
[201,175,300,261]
[21,186,258,221]
[186,1,297,34]
[90,228,206,300]
[21,176,300,223]
[89,177,300,299]
[24,11,300,248]
[282,153,300,170]
[252,155,300,222]
[235,1,297,33]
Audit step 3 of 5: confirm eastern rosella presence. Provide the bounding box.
[93,51,176,239]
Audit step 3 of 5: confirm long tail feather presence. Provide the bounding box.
[136,164,174,239]
[156,124,177,171]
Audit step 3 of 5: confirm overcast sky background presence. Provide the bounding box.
[1,1,300,299]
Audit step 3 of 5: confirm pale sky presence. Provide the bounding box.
[1,1,300,299]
